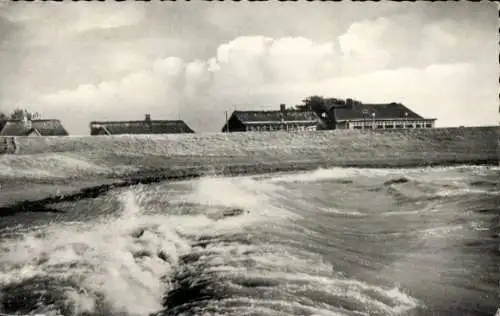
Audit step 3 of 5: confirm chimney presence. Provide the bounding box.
[280,104,286,113]
[346,98,353,108]
[145,114,151,122]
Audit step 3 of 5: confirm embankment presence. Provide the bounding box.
[0,126,498,207]
[4,126,500,169]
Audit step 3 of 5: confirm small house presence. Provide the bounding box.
[89,114,195,135]
[221,104,319,133]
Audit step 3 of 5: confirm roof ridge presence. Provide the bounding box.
[234,109,309,112]
[90,119,186,123]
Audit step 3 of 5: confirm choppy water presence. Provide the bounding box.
[0,163,498,316]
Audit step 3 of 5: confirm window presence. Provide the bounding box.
[354,126,362,129]
[376,125,383,129]
[416,124,421,128]
[386,125,394,129]
[396,124,403,129]
[425,124,432,128]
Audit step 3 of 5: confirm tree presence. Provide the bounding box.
[296,96,350,113]
[10,108,27,120]
[295,95,358,130]
[0,108,37,120]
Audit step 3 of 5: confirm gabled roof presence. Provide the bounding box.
[232,110,318,124]
[89,120,195,135]
[0,119,69,136]
[331,102,426,121]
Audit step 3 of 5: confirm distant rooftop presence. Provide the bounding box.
[328,101,433,121]
[231,109,317,124]
[90,114,195,135]
[0,119,69,136]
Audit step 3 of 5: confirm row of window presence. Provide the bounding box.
[349,120,433,127]
[245,124,316,132]
[351,124,433,129]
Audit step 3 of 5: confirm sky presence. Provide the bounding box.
[0,1,498,135]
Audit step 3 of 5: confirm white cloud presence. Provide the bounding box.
[28,30,496,135]
[5,6,496,135]
[338,13,492,71]
[339,17,394,73]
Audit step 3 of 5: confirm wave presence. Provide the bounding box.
[380,171,499,202]
[0,175,423,316]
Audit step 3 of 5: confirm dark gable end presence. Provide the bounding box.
[90,120,195,135]
[0,119,68,136]
[31,120,69,136]
[0,121,26,136]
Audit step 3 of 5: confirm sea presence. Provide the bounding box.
[0,162,498,316]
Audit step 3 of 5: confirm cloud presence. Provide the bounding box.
[3,4,497,135]
[339,17,395,73]
[1,2,145,47]
[28,31,496,135]
[39,57,188,121]
[338,12,497,72]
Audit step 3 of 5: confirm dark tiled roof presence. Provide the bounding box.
[0,120,69,136]
[90,120,195,135]
[233,110,317,124]
[332,102,425,121]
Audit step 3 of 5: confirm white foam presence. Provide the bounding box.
[436,187,499,197]
[418,225,464,238]
[263,165,498,186]
[0,191,191,315]
[321,208,366,217]
[0,175,298,315]
[178,175,300,226]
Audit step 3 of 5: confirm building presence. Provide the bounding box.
[90,114,195,135]
[221,104,318,133]
[0,117,69,136]
[323,100,436,130]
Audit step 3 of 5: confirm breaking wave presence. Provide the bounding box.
[0,152,498,316]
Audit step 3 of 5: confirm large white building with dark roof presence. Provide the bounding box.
[221,100,436,133]
[324,100,436,130]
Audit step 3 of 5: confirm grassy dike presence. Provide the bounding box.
[8,126,500,167]
[0,126,498,210]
